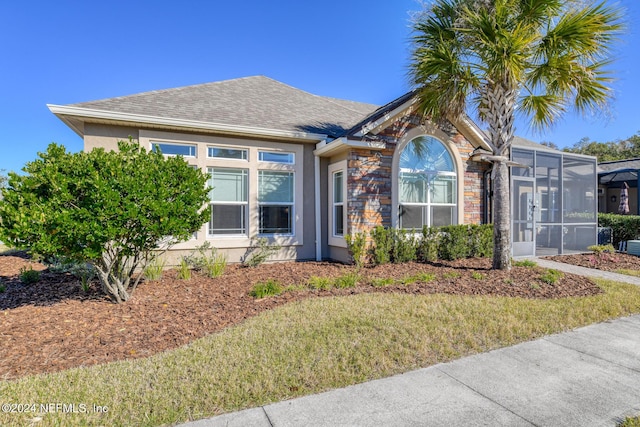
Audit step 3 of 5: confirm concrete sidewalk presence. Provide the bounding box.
[526,257,640,287]
[183,260,640,427]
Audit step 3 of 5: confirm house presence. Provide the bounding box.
[597,158,640,215]
[47,76,598,262]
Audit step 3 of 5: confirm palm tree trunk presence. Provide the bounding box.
[492,161,511,269]
[484,79,516,270]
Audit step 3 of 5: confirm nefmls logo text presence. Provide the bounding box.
[41,403,88,413]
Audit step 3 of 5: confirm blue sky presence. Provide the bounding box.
[2,0,639,173]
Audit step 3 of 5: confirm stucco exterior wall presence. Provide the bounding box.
[83,123,139,151]
[82,125,318,263]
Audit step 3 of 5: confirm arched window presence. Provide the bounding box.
[398,136,457,229]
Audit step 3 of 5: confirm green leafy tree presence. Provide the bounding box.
[563,132,640,161]
[410,0,622,269]
[0,141,210,303]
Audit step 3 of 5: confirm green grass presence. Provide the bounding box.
[143,258,165,281]
[249,279,283,298]
[371,277,395,287]
[616,269,640,278]
[3,279,640,426]
[620,416,640,427]
[400,272,436,285]
[513,259,537,268]
[307,276,333,290]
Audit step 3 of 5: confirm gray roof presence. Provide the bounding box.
[598,158,640,173]
[72,76,379,138]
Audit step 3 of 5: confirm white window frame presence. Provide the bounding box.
[151,141,197,158]
[208,167,249,237]
[398,170,458,229]
[258,170,295,236]
[139,130,304,250]
[258,150,295,164]
[208,146,249,161]
[328,160,348,248]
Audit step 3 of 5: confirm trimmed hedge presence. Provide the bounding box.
[598,213,640,246]
[347,224,493,266]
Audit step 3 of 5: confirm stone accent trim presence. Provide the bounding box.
[347,113,487,236]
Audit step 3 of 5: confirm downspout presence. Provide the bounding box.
[314,152,322,261]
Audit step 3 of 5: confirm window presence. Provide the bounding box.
[333,171,344,236]
[258,170,294,234]
[152,142,196,157]
[258,151,294,164]
[208,168,248,235]
[398,136,457,229]
[208,146,248,160]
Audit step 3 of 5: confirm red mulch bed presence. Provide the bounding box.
[545,252,640,272]
[0,254,602,380]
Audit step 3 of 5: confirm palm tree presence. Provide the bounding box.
[410,0,622,270]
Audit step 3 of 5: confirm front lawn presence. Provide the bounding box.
[2,279,640,427]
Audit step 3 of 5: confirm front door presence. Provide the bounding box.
[512,178,537,257]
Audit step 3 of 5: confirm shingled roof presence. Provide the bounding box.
[65,76,380,139]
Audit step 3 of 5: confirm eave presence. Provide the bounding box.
[47,104,329,143]
[314,137,386,157]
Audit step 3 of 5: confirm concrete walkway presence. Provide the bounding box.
[182,259,640,427]
[527,257,640,286]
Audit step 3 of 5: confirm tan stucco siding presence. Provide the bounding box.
[83,123,139,152]
[82,125,318,263]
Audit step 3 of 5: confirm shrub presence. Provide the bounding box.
[250,279,283,298]
[0,140,210,303]
[471,272,485,280]
[598,213,640,247]
[19,265,40,285]
[540,269,563,284]
[417,226,440,263]
[468,224,493,258]
[438,225,470,260]
[348,224,493,266]
[242,238,280,267]
[186,242,227,278]
[370,226,392,265]
[143,257,165,281]
[176,258,191,280]
[587,244,616,254]
[345,232,367,267]
[307,276,333,290]
[390,229,418,263]
[334,272,360,288]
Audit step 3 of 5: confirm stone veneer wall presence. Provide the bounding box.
[347,114,488,236]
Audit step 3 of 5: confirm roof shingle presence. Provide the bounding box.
[73,76,380,138]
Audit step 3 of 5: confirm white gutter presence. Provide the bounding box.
[314,137,386,157]
[47,104,329,142]
[314,152,322,261]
